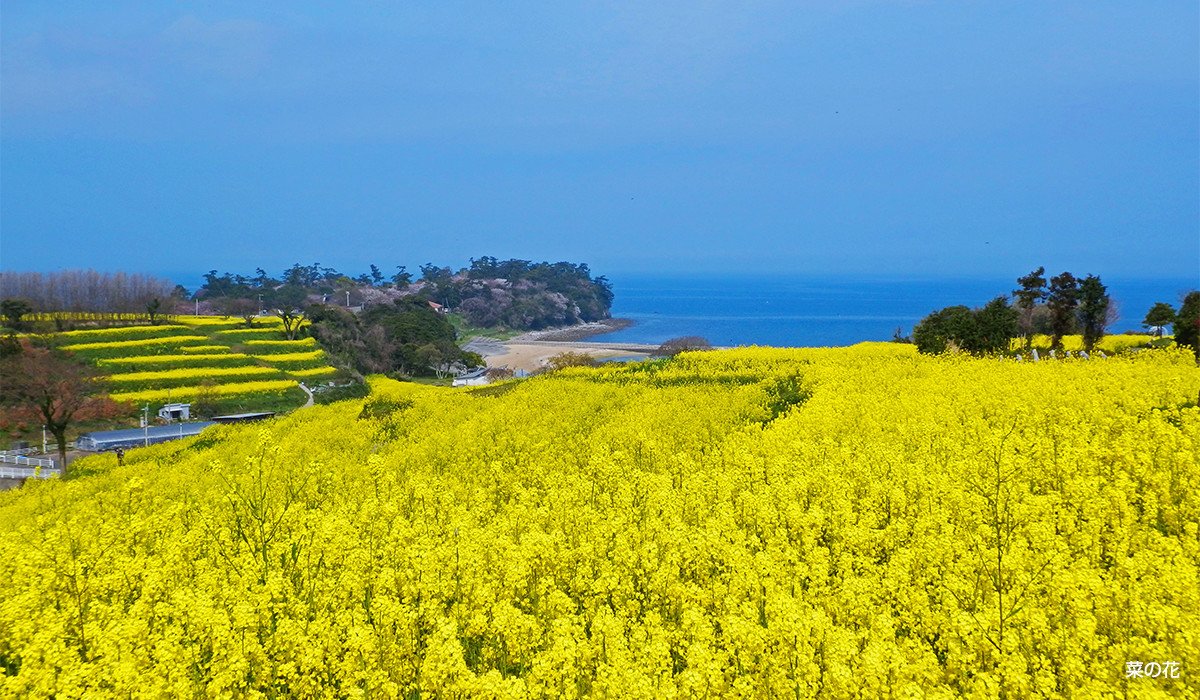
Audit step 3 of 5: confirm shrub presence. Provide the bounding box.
[655,336,713,357]
[544,351,598,371]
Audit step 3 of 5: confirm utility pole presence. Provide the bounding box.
[142,405,150,447]
[42,425,47,454]
[195,298,199,316]
[346,290,350,307]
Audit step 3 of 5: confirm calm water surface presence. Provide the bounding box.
[588,275,1198,347]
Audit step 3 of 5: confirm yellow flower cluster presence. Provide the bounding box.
[1016,333,1159,353]
[252,349,325,363]
[97,353,255,372]
[2,345,1196,697]
[105,365,283,390]
[252,349,328,370]
[28,312,167,322]
[108,378,300,404]
[56,325,193,341]
[176,315,286,329]
[288,366,339,380]
[49,321,339,405]
[215,328,289,340]
[242,338,319,351]
[59,335,209,354]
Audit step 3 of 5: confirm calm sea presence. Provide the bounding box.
[587,274,1199,348]
[165,271,1196,348]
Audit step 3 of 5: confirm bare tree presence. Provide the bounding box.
[1,341,120,472]
[0,270,174,314]
[224,297,259,328]
[544,351,598,371]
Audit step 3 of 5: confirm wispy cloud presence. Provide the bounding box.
[159,15,274,81]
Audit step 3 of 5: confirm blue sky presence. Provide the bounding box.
[2,2,1197,281]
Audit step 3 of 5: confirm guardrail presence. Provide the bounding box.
[0,453,58,469]
[0,465,61,479]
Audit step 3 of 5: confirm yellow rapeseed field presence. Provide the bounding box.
[243,338,319,351]
[288,366,340,380]
[59,335,209,353]
[1,344,1196,698]
[97,353,255,371]
[55,325,194,340]
[1015,334,1159,354]
[254,349,327,364]
[105,365,283,387]
[108,379,300,404]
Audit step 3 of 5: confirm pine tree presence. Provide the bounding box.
[1076,275,1110,352]
[1013,267,1047,349]
[1046,272,1079,351]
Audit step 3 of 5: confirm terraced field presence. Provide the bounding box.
[54,316,343,413]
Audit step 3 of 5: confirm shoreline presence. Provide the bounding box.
[509,317,634,343]
[462,319,651,373]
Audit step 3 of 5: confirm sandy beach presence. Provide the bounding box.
[479,343,644,373]
[464,330,658,373]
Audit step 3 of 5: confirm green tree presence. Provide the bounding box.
[1076,275,1110,352]
[1175,291,1200,361]
[1142,302,1175,338]
[0,298,34,331]
[416,341,466,378]
[1046,272,1080,351]
[270,285,310,340]
[913,305,976,355]
[973,296,1020,354]
[146,298,163,325]
[1012,267,1047,349]
[913,298,1018,356]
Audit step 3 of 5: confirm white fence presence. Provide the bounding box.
[0,453,60,480]
[0,465,61,480]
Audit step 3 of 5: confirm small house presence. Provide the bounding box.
[158,403,191,421]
